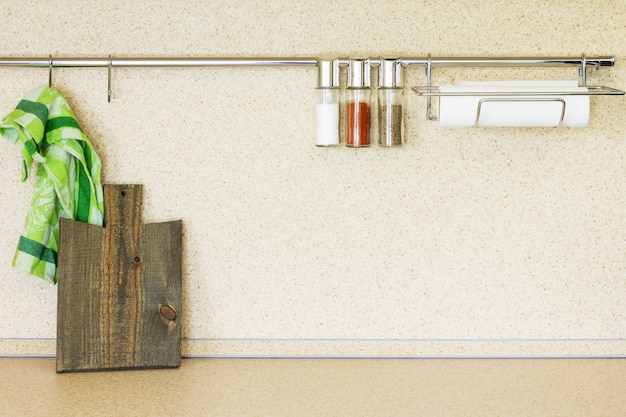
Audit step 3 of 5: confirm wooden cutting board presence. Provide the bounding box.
[56,184,182,372]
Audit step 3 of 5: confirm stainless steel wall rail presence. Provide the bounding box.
[0,55,620,108]
[0,57,319,67]
[0,55,615,68]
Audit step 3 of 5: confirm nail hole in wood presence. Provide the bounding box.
[134,256,141,263]
[121,190,126,197]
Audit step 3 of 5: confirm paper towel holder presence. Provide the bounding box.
[475,98,566,128]
[412,53,625,124]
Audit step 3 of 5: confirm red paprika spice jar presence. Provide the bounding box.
[344,58,372,147]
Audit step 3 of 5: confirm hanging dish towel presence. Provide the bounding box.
[0,86,104,284]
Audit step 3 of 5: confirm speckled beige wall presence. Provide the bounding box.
[0,0,624,357]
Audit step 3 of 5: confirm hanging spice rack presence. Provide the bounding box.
[0,54,621,97]
[0,54,622,139]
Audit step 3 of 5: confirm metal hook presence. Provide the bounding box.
[107,54,113,102]
[579,53,587,87]
[425,54,436,120]
[48,55,53,87]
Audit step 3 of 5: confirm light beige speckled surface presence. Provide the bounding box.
[0,0,624,357]
[1,358,625,417]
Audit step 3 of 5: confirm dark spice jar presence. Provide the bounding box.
[344,58,372,147]
[377,57,405,147]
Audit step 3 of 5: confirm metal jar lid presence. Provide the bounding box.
[379,57,403,88]
[317,59,339,88]
[348,58,371,88]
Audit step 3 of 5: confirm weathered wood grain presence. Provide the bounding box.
[56,184,182,372]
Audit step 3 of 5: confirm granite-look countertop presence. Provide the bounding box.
[0,358,623,416]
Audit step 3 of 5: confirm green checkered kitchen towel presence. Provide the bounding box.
[0,86,104,284]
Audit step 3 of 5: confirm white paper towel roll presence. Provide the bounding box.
[438,81,590,127]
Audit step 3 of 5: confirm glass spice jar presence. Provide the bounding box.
[378,57,405,147]
[315,59,341,147]
[344,58,372,147]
